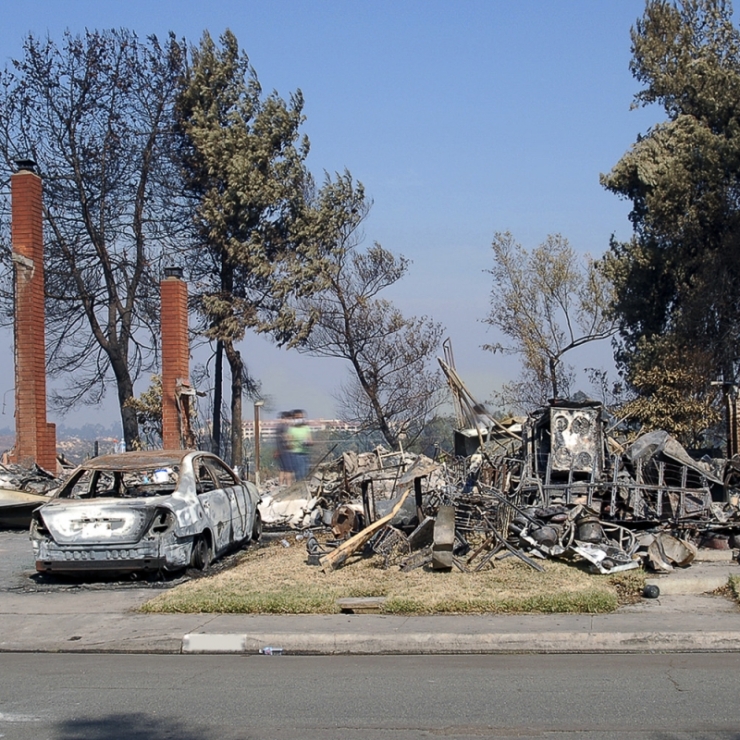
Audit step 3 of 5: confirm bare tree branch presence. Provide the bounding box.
[484,231,617,409]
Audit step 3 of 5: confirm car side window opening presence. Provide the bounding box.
[95,471,122,497]
[206,459,237,489]
[195,459,217,494]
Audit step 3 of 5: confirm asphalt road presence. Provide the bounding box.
[1,653,740,739]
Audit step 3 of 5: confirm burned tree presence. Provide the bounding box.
[297,173,445,448]
[602,0,740,445]
[0,30,185,449]
[484,232,617,410]
[175,30,335,468]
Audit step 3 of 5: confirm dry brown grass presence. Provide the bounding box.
[729,574,740,603]
[141,533,643,615]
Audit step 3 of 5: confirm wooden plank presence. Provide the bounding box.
[320,488,411,572]
[337,597,387,614]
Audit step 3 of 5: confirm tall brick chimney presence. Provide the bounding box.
[11,161,57,471]
[160,267,192,449]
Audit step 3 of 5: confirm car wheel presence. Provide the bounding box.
[251,510,262,542]
[190,535,212,571]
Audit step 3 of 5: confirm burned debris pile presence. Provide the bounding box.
[260,397,740,577]
[0,462,62,528]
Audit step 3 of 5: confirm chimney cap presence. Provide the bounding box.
[163,266,183,280]
[14,158,37,173]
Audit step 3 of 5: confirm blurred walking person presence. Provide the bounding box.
[287,409,312,481]
[275,411,295,486]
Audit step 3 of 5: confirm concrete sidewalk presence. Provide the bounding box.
[1,560,739,655]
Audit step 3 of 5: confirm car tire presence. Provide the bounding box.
[190,535,212,571]
[251,510,262,542]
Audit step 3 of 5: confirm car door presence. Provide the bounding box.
[205,458,251,543]
[194,457,232,553]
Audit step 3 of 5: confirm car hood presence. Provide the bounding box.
[38,498,164,545]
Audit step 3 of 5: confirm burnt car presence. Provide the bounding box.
[30,450,261,574]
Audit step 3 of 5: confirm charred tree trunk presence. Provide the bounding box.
[348,354,397,449]
[212,340,223,456]
[224,339,243,470]
[110,353,140,450]
[549,356,559,401]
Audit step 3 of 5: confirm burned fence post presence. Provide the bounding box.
[414,476,424,524]
[432,505,455,570]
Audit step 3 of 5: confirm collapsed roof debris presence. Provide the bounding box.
[255,354,740,578]
[0,463,62,528]
[259,449,445,530]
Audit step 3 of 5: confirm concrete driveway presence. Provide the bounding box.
[0,529,36,591]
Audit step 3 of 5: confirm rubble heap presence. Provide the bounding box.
[0,462,63,528]
[260,399,740,577]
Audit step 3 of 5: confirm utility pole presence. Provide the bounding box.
[254,400,264,485]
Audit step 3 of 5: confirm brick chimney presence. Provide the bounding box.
[11,161,57,471]
[160,267,191,449]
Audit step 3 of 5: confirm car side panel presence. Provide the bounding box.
[197,490,231,553]
[201,458,255,545]
[233,484,255,541]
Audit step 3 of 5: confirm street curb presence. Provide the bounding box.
[645,575,730,595]
[181,631,740,655]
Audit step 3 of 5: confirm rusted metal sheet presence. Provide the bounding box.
[331,504,363,539]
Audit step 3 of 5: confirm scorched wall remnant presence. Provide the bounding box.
[160,267,194,449]
[10,160,56,472]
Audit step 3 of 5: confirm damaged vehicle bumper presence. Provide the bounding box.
[34,548,169,573]
[31,533,192,573]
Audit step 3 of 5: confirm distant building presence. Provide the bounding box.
[242,419,360,441]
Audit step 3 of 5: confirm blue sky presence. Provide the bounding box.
[0,0,661,426]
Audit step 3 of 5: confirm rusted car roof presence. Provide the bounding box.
[78,450,199,472]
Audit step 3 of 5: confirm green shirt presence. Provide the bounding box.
[287,424,311,454]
